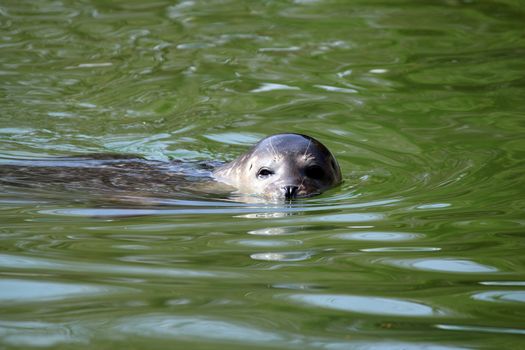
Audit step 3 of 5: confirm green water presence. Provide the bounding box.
[1,0,525,349]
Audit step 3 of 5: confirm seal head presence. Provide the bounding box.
[213,133,342,200]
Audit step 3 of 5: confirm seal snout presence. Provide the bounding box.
[282,185,299,199]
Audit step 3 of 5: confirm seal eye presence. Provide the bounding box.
[305,165,325,180]
[257,168,274,179]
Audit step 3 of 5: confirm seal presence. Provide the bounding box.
[213,133,342,200]
[0,134,341,203]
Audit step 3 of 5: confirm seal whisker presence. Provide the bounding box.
[303,139,312,160]
[299,166,307,189]
[269,138,278,160]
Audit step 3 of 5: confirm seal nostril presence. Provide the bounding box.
[283,185,299,199]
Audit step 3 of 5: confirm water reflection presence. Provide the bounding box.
[287,293,446,316]
[334,231,421,241]
[114,314,284,342]
[250,83,300,93]
[203,132,262,145]
[0,320,87,347]
[237,212,296,219]
[361,247,441,252]
[308,213,383,223]
[250,251,314,262]
[416,203,451,209]
[248,227,292,236]
[314,84,358,94]
[228,239,302,248]
[0,279,129,303]
[316,342,469,350]
[436,324,525,336]
[471,291,525,303]
[384,258,498,273]
[480,281,525,287]
[0,253,236,278]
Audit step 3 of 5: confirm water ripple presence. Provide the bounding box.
[1,0,524,348]
[436,324,525,336]
[334,231,421,241]
[286,293,446,317]
[0,320,88,347]
[0,279,132,303]
[384,258,499,274]
[471,291,525,304]
[0,253,237,279]
[114,314,284,342]
[250,251,314,262]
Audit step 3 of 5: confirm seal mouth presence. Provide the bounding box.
[279,188,321,202]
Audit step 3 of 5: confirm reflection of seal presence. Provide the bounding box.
[213,133,342,200]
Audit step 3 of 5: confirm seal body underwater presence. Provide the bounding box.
[213,133,342,200]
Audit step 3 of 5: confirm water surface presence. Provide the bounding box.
[1,0,525,349]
